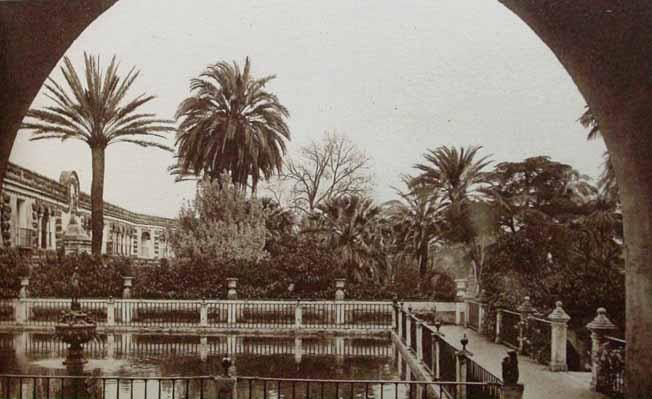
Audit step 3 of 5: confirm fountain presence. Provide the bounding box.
[54,268,97,374]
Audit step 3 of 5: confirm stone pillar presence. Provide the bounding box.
[517,296,535,354]
[122,276,133,299]
[226,278,238,300]
[200,299,208,327]
[227,302,237,325]
[455,335,471,399]
[19,277,29,299]
[477,290,488,334]
[295,299,302,328]
[495,309,503,344]
[416,320,424,360]
[548,301,571,372]
[586,307,618,392]
[432,321,443,380]
[455,302,464,326]
[106,297,115,326]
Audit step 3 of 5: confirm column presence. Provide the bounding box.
[106,297,115,326]
[586,308,617,392]
[455,335,471,399]
[548,301,570,371]
[416,320,424,360]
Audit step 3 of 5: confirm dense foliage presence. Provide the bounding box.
[170,176,268,261]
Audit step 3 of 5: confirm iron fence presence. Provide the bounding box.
[0,375,501,399]
[438,338,457,398]
[467,302,480,332]
[466,358,503,399]
[499,310,520,349]
[597,336,625,399]
[523,317,551,364]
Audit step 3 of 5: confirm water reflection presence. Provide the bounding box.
[0,332,423,399]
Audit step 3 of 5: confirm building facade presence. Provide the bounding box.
[0,162,174,259]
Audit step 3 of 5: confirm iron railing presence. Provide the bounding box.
[467,302,480,332]
[409,316,417,353]
[597,336,625,398]
[0,375,502,399]
[438,338,458,398]
[499,310,520,349]
[523,317,551,363]
[421,325,434,373]
[466,358,503,399]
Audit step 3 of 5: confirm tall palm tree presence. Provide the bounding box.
[384,180,448,278]
[412,146,491,205]
[579,106,618,200]
[174,57,290,193]
[21,54,174,255]
[311,195,384,281]
[412,145,492,293]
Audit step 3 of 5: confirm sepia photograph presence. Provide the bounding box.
[0,1,650,398]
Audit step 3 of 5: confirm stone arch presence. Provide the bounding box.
[2,1,652,394]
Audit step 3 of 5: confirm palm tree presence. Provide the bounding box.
[412,145,492,293]
[310,195,384,281]
[21,54,174,255]
[174,57,290,193]
[384,179,448,278]
[412,146,491,205]
[579,106,618,200]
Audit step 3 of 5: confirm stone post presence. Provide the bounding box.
[106,297,115,326]
[122,276,133,299]
[586,307,617,392]
[455,334,472,399]
[416,320,424,360]
[295,299,302,328]
[495,309,503,344]
[477,290,488,334]
[226,278,238,299]
[455,302,464,326]
[516,296,535,354]
[405,308,412,347]
[200,299,208,327]
[548,301,570,371]
[19,277,29,299]
[335,279,346,300]
[432,320,444,380]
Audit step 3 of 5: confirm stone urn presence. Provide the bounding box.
[226,278,238,299]
[122,276,134,299]
[335,279,346,300]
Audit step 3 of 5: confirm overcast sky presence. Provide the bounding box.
[11,0,606,218]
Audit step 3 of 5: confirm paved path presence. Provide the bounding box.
[440,325,606,399]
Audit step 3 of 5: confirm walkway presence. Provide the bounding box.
[440,325,606,399]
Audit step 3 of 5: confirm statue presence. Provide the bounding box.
[502,350,519,385]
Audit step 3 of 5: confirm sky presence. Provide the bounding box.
[10,0,606,218]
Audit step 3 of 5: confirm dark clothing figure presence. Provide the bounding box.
[502,350,519,384]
